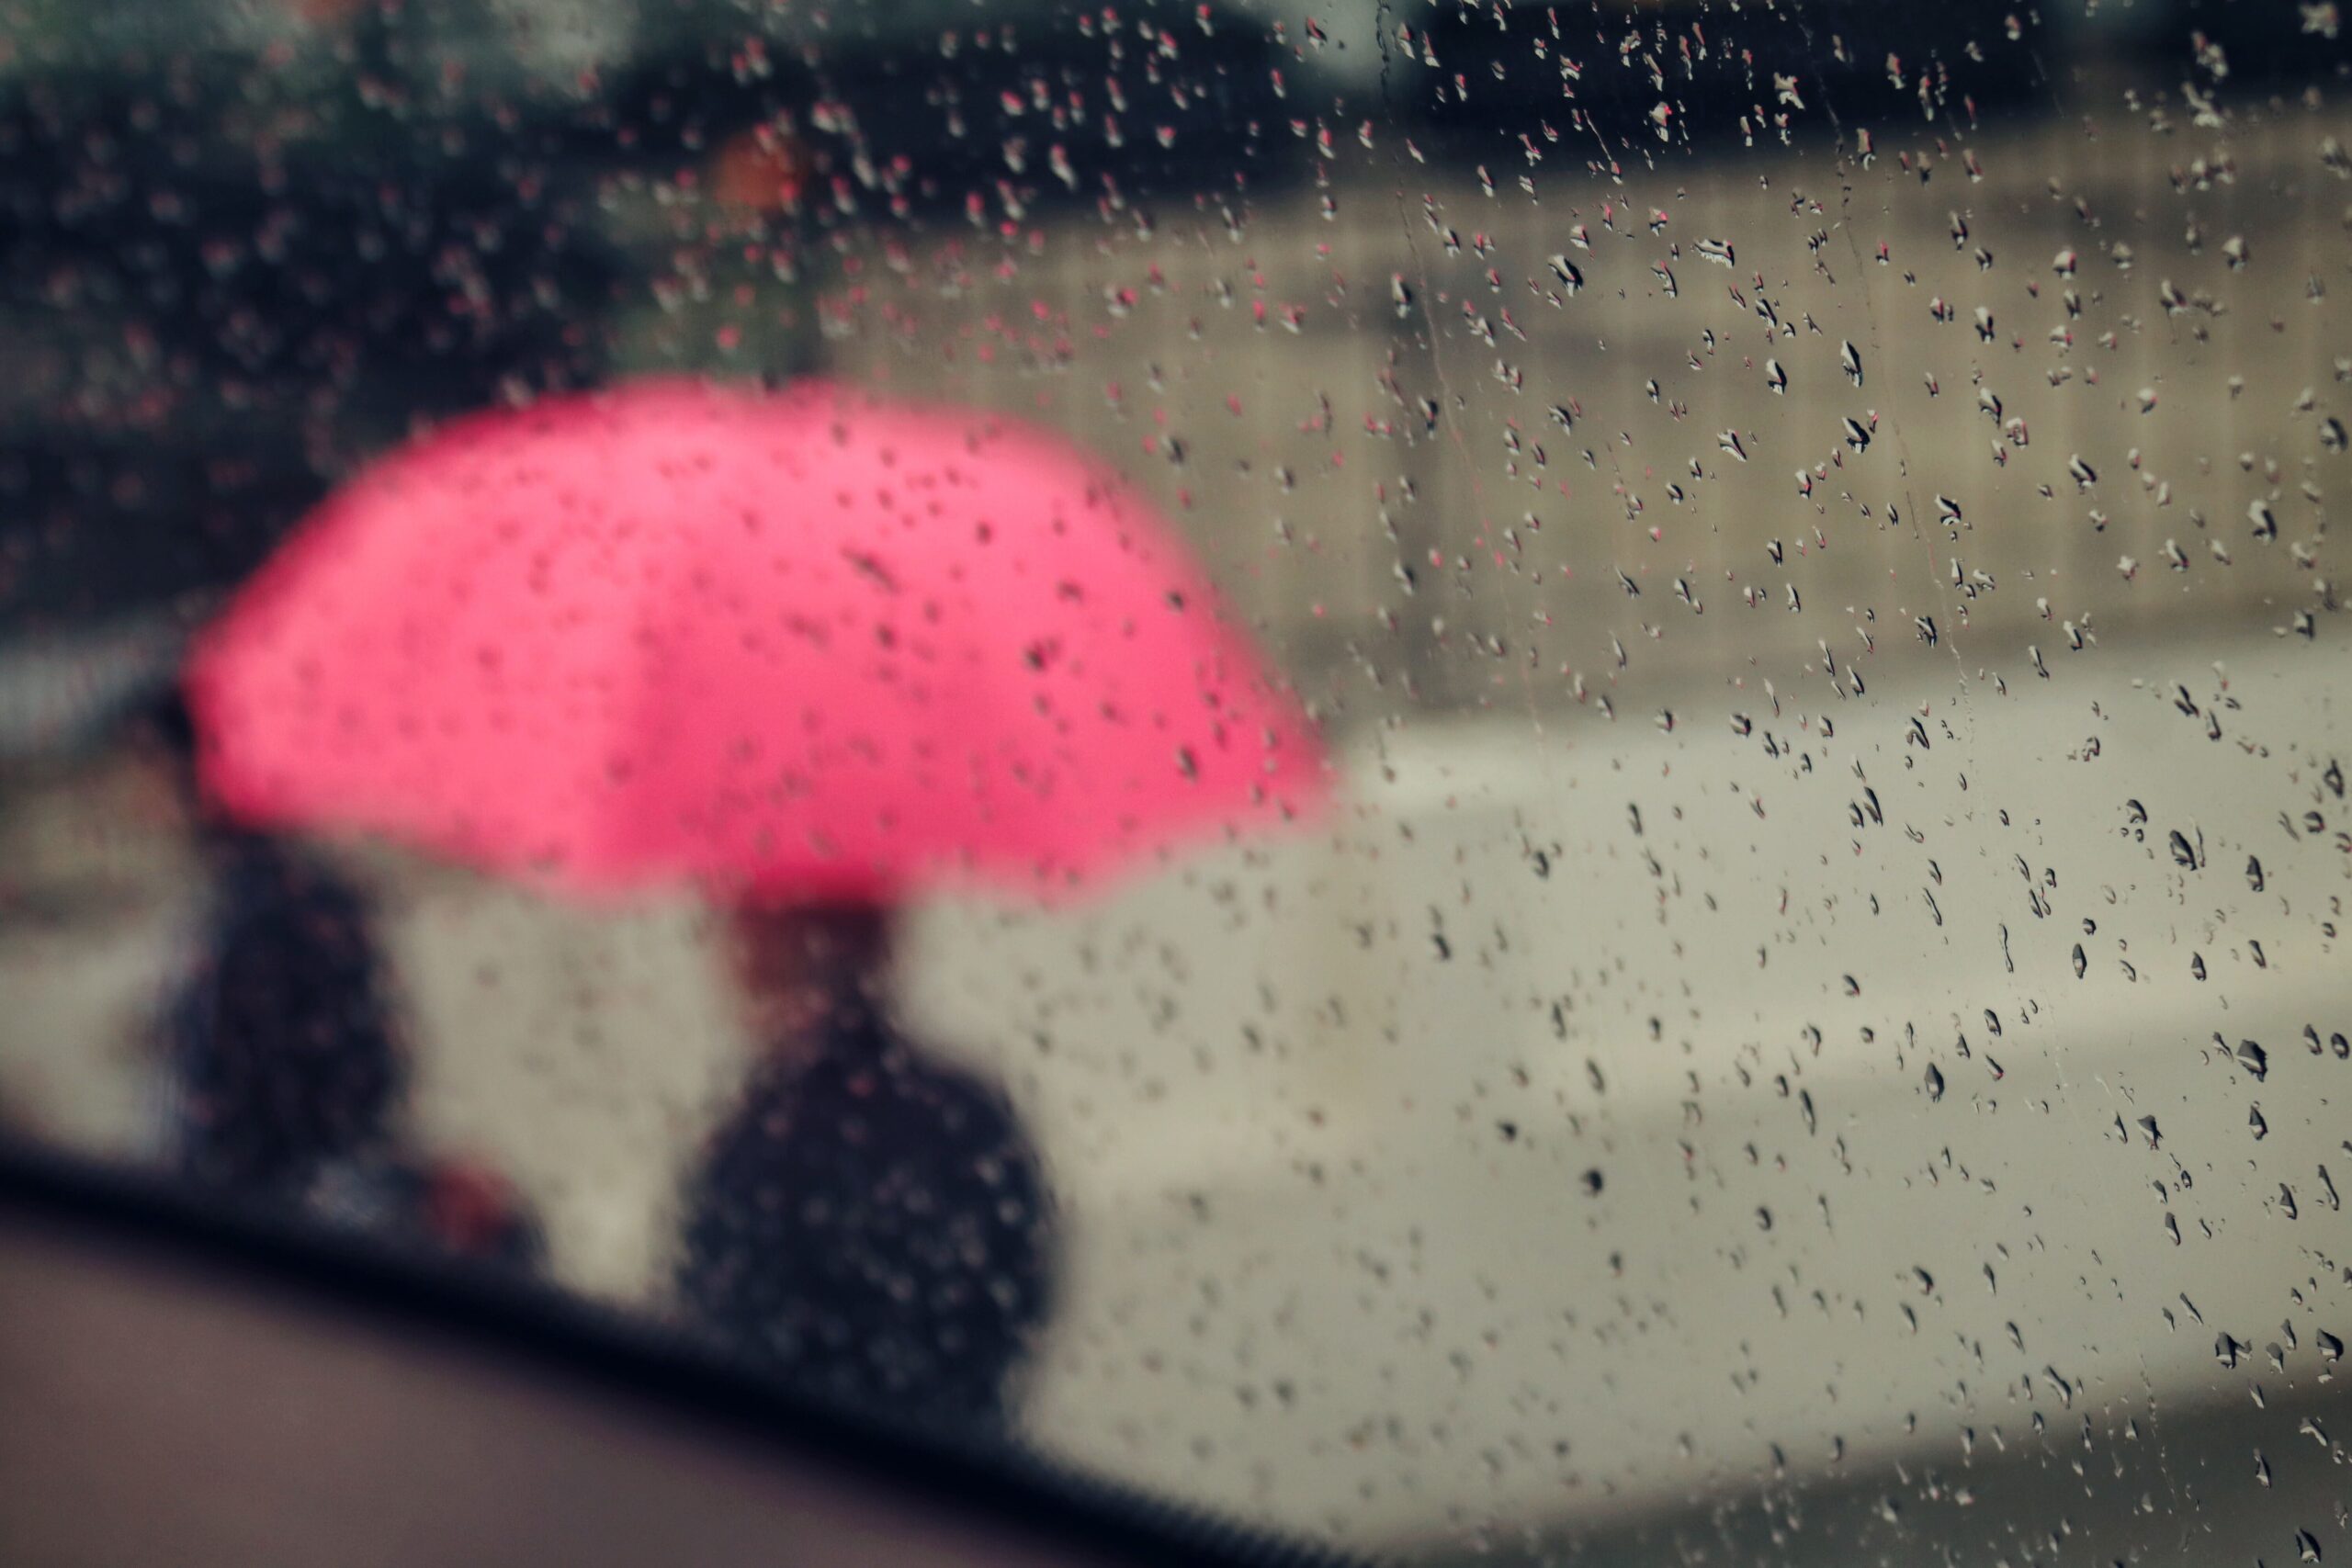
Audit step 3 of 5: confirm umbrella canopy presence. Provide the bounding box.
[187,378,1326,903]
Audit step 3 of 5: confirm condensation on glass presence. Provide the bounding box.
[2,1,2348,1562]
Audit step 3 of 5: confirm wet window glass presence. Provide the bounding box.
[4,0,2349,1560]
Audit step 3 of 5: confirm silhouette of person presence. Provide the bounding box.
[136,685,544,1269]
[674,903,1057,1427]
[136,688,407,1201]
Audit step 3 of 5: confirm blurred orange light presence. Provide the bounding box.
[712,130,805,214]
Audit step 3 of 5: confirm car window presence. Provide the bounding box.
[5,1,2349,1562]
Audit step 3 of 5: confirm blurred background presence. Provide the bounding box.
[4,0,2350,1562]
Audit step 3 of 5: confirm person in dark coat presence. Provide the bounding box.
[675,904,1057,1428]
[137,688,408,1201]
[135,685,544,1269]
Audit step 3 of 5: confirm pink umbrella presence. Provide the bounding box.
[187,378,1326,904]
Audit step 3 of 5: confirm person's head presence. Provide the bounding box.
[725,900,895,1046]
[121,682,210,828]
[104,679,250,857]
[128,680,283,855]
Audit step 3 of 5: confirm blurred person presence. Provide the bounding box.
[135,686,409,1201]
[674,902,1057,1427]
[131,686,544,1269]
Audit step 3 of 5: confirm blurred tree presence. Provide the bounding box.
[0,0,1313,630]
[0,0,631,629]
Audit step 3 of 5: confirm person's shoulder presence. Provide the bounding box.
[803,1026,1028,1131]
[217,835,368,914]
